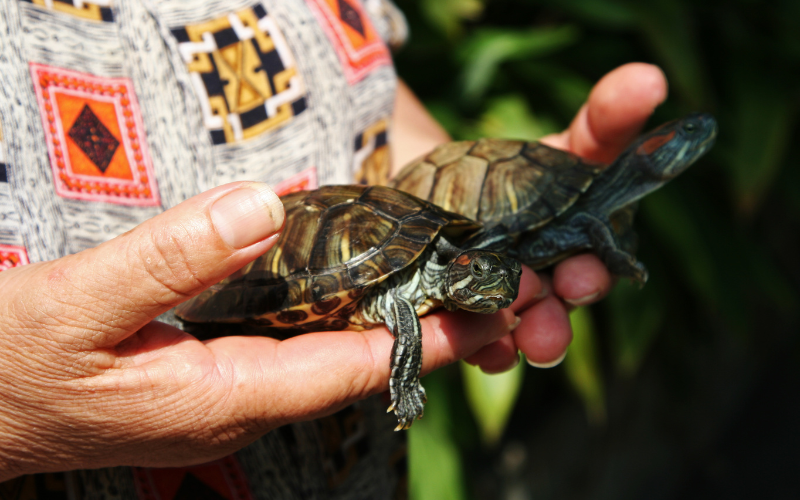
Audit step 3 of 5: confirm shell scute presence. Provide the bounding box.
[382,234,425,270]
[309,203,397,273]
[276,309,309,325]
[522,142,579,168]
[359,184,427,219]
[431,155,489,220]
[274,203,321,277]
[391,160,436,201]
[308,274,342,303]
[395,213,449,244]
[304,185,364,210]
[348,287,367,300]
[479,154,550,223]
[311,295,343,316]
[258,279,305,315]
[426,140,475,166]
[347,253,394,288]
[469,139,525,163]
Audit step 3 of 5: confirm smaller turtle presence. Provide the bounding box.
[391,113,718,283]
[176,185,521,430]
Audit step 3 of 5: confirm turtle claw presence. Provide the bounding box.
[388,381,427,431]
[625,260,649,287]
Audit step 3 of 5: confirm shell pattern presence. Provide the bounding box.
[175,185,480,329]
[391,139,606,236]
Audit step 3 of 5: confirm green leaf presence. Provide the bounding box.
[540,0,636,28]
[420,0,485,39]
[640,189,719,309]
[607,280,666,378]
[631,0,710,107]
[472,94,559,140]
[513,61,594,116]
[409,372,467,500]
[721,77,796,215]
[459,26,579,101]
[425,100,469,139]
[460,358,524,447]
[563,307,606,425]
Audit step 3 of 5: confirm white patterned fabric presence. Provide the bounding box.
[0,0,409,497]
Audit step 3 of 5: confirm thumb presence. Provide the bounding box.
[7,181,284,349]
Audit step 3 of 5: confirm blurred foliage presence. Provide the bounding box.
[563,307,606,425]
[409,374,467,500]
[461,357,525,446]
[396,0,800,498]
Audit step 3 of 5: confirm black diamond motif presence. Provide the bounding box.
[67,104,119,173]
[337,0,365,37]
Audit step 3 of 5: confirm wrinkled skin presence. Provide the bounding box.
[0,63,668,480]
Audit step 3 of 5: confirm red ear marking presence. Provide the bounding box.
[456,253,472,266]
[637,130,676,155]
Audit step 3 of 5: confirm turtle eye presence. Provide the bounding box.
[471,261,484,278]
[683,122,697,133]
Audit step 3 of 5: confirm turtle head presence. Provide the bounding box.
[443,250,522,314]
[631,112,718,180]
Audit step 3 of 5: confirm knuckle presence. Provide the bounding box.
[130,224,211,305]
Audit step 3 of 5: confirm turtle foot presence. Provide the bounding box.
[606,253,649,286]
[622,260,649,286]
[389,382,427,431]
[386,294,426,430]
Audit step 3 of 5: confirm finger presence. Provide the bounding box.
[552,254,613,307]
[510,265,545,313]
[542,63,668,163]
[463,334,521,374]
[512,278,572,367]
[8,182,284,349]
[187,307,519,425]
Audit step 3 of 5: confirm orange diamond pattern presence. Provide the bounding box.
[30,63,160,206]
[306,0,391,83]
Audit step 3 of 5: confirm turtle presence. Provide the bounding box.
[175,184,521,430]
[390,113,718,283]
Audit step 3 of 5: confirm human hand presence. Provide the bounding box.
[0,181,526,480]
[463,62,669,372]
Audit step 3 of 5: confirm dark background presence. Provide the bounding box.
[392,0,800,498]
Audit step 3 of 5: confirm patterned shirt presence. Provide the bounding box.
[0,0,407,498]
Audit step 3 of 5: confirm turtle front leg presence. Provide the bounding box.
[518,212,648,284]
[385,293,427,431]
[571,212,648,284]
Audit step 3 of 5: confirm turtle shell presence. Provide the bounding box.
[390,139,606,236]
[175,185,481,330]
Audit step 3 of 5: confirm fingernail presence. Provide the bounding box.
[526,348,567,369]
[508,316,522,331]
[211,183,284,249]
[535,287,550,300]
[498,309,518,331]
[565,291,600,307]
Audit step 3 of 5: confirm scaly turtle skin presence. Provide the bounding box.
[390,113,718,283]
[175,185,521,430]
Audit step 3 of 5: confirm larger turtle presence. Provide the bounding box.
[176,185,521,430]
[391,113,718,283]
